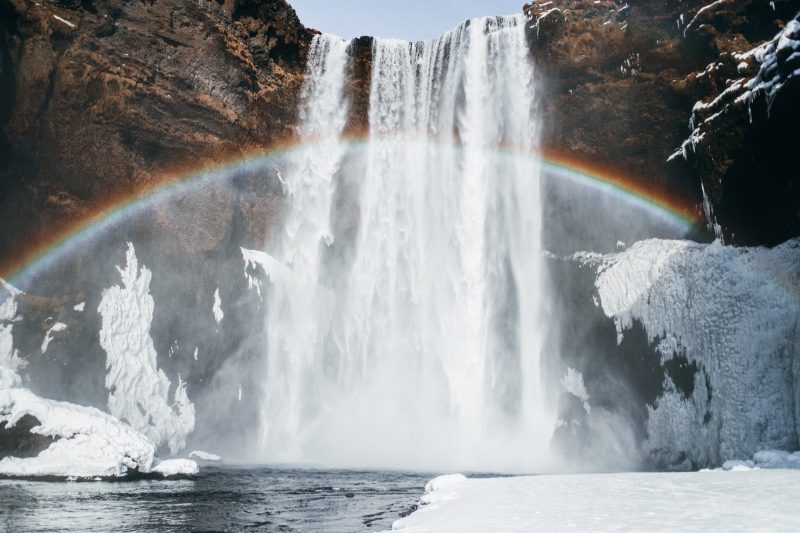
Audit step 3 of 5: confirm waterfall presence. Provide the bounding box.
[261,16,554,472]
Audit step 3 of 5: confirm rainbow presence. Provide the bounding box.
[1,138,702,288]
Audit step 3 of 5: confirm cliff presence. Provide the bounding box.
[0,0,314,273]
[528,0,800,245]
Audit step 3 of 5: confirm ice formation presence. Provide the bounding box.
[212,288,223,323]
[98,243,195,454]
[0,278,23,389]
[40,322,67,354]
[390,469,800,532]
[560,367,591,414]
[587,238,800,466]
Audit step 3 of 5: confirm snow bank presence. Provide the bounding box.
[587,238,800,466]
[390,470,800,532]
[98,243,195,454]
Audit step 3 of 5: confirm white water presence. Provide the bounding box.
[260,17,553,471]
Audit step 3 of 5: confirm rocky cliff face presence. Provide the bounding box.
[0,0,315,275]
[528,0,800,245]
[3,0,799,272]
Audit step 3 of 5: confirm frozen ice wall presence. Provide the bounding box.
[590,238,800,467]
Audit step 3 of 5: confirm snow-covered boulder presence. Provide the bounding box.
[0,388,197,479]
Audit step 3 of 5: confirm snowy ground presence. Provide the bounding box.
[391,469,800,532]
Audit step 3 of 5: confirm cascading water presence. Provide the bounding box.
[261,15,554,472]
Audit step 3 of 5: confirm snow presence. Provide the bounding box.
[720,450,800,471]
[40,322,67,353]
[98,243,195,454]
[189,450,222,461]
[390,469,800,532]
[212,288,224,323]
[151,458,199,476]
[0,388,156,478]
[52,14,76,29]
[561,367,591,413]
[1,278,23,389]
[587,238,800,467]
[73,301,85,312]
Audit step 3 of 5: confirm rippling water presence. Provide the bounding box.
[0,467,434,532]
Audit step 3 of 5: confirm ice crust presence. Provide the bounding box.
[391,469,800,532]
[98,243,195,455]
[587,238,800,466]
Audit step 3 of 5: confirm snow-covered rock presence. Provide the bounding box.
[151,458,199,477]
[0,388,156,478]
[587,238,800,467]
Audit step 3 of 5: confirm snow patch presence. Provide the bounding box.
[40,322,67,354]
[212,288,223,323]
[73,301,85,312]
[561,367,591,413]
[98,243,195,454]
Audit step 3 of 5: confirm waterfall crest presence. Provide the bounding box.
[261,16,554,472]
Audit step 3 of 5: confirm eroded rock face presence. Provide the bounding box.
[526,0,800,244]
[0,0,314,272]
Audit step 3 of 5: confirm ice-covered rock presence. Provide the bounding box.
[588,238,800,467]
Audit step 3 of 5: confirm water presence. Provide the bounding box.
[0,467,432,532]
[259,15,554,473]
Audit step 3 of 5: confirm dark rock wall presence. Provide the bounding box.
[527,0,800,245]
